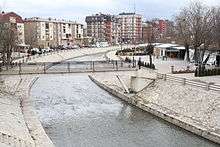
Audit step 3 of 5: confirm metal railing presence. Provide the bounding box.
[156,73,220,92]
[0,60,137,75]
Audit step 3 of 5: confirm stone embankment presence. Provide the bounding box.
[0,75,54,147]
[89,70,220,144]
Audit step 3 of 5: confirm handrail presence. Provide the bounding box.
[156,73,220,92]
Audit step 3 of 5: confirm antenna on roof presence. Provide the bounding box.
[133,0,136,14]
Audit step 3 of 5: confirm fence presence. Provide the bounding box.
[0,60,137,75]
[156,73,220,92]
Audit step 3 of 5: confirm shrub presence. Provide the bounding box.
[195,67,220,77]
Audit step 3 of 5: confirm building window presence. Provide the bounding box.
[46,23,49,29]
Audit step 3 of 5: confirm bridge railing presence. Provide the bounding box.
[156,73,220,92]
[0,60,137,75]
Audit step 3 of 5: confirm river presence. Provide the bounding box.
[30,54,219,147]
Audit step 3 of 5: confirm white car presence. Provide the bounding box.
[31,48,40,53]
[44,47,53,52]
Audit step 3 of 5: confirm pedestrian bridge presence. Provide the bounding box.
[0,60,137,75]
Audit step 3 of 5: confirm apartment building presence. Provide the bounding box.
[150,19,174,40]
[85,13,120,45]
[142,22,153,43]
[24,17,83,48]
[117,13,142,44]
[0,12,25,45]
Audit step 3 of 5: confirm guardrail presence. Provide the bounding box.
[156,73,220,92]
[0,60,137,75]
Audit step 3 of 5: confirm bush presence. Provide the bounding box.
[195,67,220,77]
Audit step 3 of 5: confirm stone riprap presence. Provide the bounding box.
[90,70,220,144]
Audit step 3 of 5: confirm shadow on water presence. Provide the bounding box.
[31,74,219,147]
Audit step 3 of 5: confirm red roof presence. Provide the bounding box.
[0,12,23,23]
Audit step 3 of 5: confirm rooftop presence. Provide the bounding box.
[24,17,83,25]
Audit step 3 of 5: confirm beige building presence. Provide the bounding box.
[24,17,83,48]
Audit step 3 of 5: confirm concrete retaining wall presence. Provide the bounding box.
[89,75,220,145]
[21,76,55,147]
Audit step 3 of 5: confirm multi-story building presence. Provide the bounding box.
[117,13,142,44]
[24,17,83,48]
[150,19,174,40]
[142,22,154,43]
[85,13,120,45]
[0,12,25,45]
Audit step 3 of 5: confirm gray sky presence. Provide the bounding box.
[0,0,219,24]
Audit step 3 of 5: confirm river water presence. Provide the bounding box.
[30,54,219,147]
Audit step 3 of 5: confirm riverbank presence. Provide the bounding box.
[28,46,123,63]
[89,70,220,144]
[0,75,54,147]
[0,46,123,147]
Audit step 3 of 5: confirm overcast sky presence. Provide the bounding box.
[0,0,219,24]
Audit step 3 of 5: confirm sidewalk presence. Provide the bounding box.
[105,51,220,85]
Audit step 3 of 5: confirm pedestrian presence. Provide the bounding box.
[138,58,141,69]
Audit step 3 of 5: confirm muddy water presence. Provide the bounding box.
[31,74,219,147]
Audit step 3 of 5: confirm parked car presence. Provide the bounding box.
[30,48,40,55]
[44,47,53,52]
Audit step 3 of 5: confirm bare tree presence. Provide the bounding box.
[24,23,38,48]
[176,2,216,63]
[175,12,191,62]
[0,23,17,69]
[146,22,155,68]
[213,7,220,49]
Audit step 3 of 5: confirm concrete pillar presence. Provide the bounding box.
[206,83,210,91]
[112,61,115,69]
[19,63,22,75]
[90,61,93,70]
[92,62,95,72]
[43,63,46,74]
[67,62,70,73]
[182,78,186,85]
[171,66,174,73]
[163,74,167,81]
